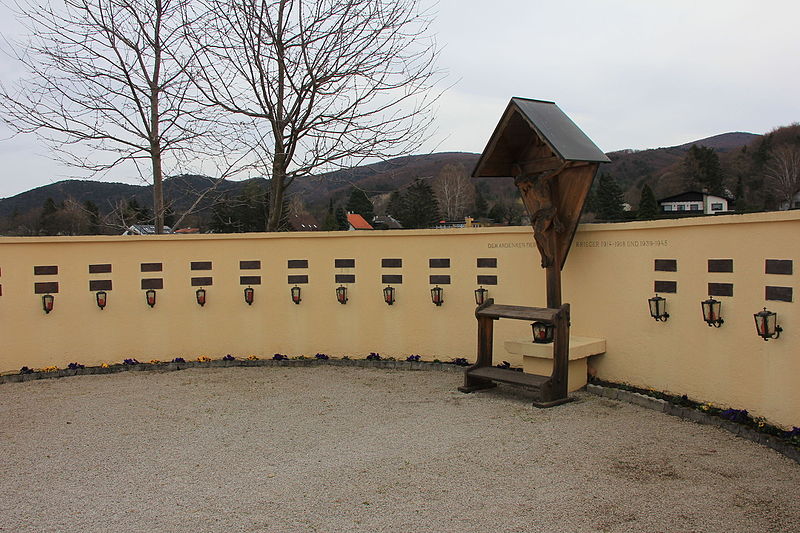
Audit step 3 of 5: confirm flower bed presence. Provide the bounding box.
[587,378,799,462]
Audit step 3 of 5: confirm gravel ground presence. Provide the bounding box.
[0,366,798,533]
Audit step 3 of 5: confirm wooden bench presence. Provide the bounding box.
[458,298,571,407]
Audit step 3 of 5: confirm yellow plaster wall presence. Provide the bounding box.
[0,211,797,427]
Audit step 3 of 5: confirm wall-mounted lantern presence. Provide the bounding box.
[532,321,554,343]
[146,289,157,308]
[196,287,206,307]
[383,285,395,305]
[754,307,782,341]
[431,285,444,306]
[291,285,302,304]
[701,297,723,327]
[474,286,488,305]
[336,285,348,304]
[244,286,254,306]
[648,294,669,322]
[95,290,107,310]
[42,293,54,314]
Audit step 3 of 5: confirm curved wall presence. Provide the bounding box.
[0,211,797,427]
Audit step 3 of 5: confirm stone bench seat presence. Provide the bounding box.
[505,336,606,392]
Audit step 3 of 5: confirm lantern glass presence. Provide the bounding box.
[291,285,301,304]
[431,286,443,306]
[754,308,780,340]
[42,293,54,314]
[474,286,488,305]
[244,287,254,305]
[701,297,722,326]
[648,295,668,321]
[336,285,348,304]
[532,321,554,344]
[196,288,206,307]
[146,289,156,307]
[96,290,107,310]
[383,285,395,305]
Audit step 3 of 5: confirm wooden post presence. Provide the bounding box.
[535,303,570,407]
[459,299,497,393]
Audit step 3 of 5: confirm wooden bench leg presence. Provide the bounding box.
[459,314,497,393]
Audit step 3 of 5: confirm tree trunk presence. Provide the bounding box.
[152,146,164,234]
[268,156,286,232]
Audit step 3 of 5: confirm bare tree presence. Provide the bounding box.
[0,0,227,233]
[433,163,474,220]
[765,144,800,209]
[186,0,441,231]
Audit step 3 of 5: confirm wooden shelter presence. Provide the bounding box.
[459,97,609,406]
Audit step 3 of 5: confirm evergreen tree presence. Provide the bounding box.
[345,187,374,223]
[84,200,101,234]
[321,199,338,231]
[595,173,625,221]
[387,190,404,219]
[335,206,349,230]
[682,144,724,195]
[39,197,60,235]
[734,176,747,212]
[210,194,240,233]
[583,188,598,213]
[163,206,176,227]
[487,202,506,223]
[473,190,489,218]
[396,179,439,229]
[636,184,658,220]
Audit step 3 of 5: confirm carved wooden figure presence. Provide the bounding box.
[460,98,609,406]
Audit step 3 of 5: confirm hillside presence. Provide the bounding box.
[0,128,786,233]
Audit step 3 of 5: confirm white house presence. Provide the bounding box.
[658,191,731,215]
[779,191,800,210]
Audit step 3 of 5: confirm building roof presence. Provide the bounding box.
[288,214,320,231]
[473,97,610,178]
[372,215,403,229]
[347,213,373,230]
[658,191,729,203]
[123,224,172,235]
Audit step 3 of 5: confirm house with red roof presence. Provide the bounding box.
[346,212,373,230]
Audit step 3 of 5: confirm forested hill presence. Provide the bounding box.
[3,128,792,234]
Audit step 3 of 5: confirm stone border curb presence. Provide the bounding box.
[0,358,467,385]
[586,383,800,464]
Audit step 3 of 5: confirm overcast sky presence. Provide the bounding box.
[0,0,798,198]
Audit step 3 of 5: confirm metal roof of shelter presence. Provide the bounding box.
[473,97,610,178]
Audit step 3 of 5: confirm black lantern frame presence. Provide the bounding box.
[383,285,395,305]
[336,285,348,304]
[146,289,156,308]
[291,285,302,304]
[648,294,669,321]
[701,297,723,327]
[754,307,782,341]
[42,293,54,314]
[430,285,444,306]
[532,321,554,344]
[244,286,255,305]
[196,287,206,307]
[95,290,107,310]
[474,286,488,306]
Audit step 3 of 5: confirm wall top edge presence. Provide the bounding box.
[577,210,800,233]
[0,211,797,244]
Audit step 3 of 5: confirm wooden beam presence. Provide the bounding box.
[518,156,563,176]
